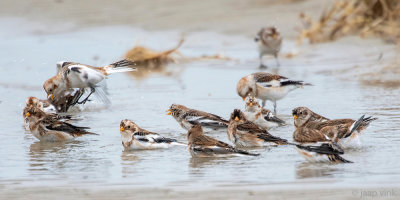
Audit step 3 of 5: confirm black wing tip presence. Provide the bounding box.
[155,137,177,143]
[111,59,136,68]
[274,138,288,145]
[334,154,353,163]
[266,116,286,125]
[86,131,98,135]
[280,80,312,87]
[237,149,260,156]
[70,67,81,73]
[363,116,378,122]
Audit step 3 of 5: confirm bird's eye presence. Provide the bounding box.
[299,112,303,115]
[49,89,53,92]
[127,126,130,129]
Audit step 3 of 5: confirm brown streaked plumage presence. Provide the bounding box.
[252,72,287,83]
[293,107,329,123]
[187,125,259,157]
[25,107,95,142]
[292,107,377,144]
[167,104,228,131]
[23,96,74,129]
[228,109,288,147]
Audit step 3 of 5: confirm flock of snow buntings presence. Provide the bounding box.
[23,27,376,164]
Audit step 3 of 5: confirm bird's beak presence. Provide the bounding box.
[26,112,31,117]
[120,126,125,132]
[249,102,253,107]
[234,116,239,121]
[272,33,277,39]
[242,97,246,101]
[166,109,172,115]
[293,115,298,120]
[47,94,55,100]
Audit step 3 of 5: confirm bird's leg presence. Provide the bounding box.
[262,100,266,108]
[70,89,85,106]
[259,55,267,69]
[273,101,277,115]
[77,87,95,104]
[275,53,280,67]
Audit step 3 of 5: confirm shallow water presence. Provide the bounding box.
[0,21,399,191]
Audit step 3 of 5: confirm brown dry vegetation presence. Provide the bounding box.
[124,37,184,67]
[123,38,184,79]
[298,0,400,44]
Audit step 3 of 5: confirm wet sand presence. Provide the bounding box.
[4,185,400,200]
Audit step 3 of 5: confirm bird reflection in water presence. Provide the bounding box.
[295,162,339,179]
[120,150,139,178]
[28,140,83,173]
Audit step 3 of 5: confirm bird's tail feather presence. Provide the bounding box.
[104,66,136,74]
[330,154,353,163]
[280,80,312,87]
[110,59,136,68]
[345,115,377,138]
[104,59,136,74]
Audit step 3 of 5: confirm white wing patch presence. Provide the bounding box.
[67,65,105,88]
[257,79,281,88]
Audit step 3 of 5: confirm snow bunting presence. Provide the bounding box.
[23,96,72,129]
[254,27,282,68]
[295,141,352,163]
[244,96,285,130]
[167,104,228,131]
[187,124,259,157]
[24,107,95,142]
[236,72,311,114]
[120,119,185,150]
[292,107,377,146]
[227,109,288,147]
[43,59,136,105]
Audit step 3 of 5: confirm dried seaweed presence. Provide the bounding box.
[298,0,400,44]
[123,37,237,79]
[124,37,184,67]
[123,38,184,79]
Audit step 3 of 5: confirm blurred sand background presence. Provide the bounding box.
[0,0,330,37]
[1,0,398,86]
